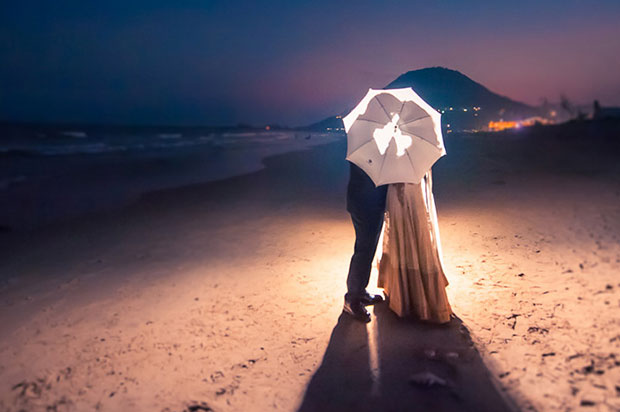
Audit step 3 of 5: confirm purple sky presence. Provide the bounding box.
[1,0,619,126]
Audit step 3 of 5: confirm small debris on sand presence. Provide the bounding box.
[580,400,596,407]
[185,401,213,411]
[409,372,447,387]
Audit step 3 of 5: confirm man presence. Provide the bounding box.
[343,162,387,322]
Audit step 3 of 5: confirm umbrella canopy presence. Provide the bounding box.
[343,87,446,186]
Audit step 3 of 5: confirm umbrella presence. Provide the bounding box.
[343,87,445,186]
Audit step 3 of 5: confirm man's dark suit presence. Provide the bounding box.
[345,162,388,301]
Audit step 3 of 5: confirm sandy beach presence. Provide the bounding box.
[1,121,619,411]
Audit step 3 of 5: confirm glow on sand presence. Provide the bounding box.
[366,231,386,398]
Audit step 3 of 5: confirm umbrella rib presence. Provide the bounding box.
[356,118,386,126]
[377,146,389,185]
[404,147,419,181]
[348,138,378,158]
[400,127,439,146]
[375,97,394,122]
[397,101,405,117]
[409,133,437,149]
[399,114,430,127]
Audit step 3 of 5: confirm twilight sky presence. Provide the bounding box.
[1,0,619,126]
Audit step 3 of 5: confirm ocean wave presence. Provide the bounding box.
[0,131,337,158]
[61,131,88,138]
[0,144,125,157]
[221,132,259,137]
[150,140,216,149]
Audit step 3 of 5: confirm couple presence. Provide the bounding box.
[343,162,452,323]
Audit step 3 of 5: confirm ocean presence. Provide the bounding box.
[0,123,343,230]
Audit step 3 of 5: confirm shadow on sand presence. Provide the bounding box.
[297,304,515,412]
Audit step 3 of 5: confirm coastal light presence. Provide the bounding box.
[488,120,518,131]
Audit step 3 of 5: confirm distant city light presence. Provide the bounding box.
[488,116,551,132]
[488,120,518,131]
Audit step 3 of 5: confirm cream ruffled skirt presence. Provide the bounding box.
[377,172,452,323]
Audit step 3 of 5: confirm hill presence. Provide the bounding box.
[307,67,540,131]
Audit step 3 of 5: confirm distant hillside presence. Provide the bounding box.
[307,67,540,131]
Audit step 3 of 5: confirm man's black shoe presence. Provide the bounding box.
[343,299,371,323]
[360,291,384,306]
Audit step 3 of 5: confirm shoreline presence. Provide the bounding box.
[0,139,350,338]
[0,132,343,232]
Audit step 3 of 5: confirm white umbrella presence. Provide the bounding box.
[343,87,445,186]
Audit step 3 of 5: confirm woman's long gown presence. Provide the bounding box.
[377,171,452,323]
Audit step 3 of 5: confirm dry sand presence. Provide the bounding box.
[437,125,620,411]
[1,122,619,411]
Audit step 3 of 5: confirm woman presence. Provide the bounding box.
[377,170,452,323]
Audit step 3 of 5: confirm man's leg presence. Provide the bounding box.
[345,208,385,302]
